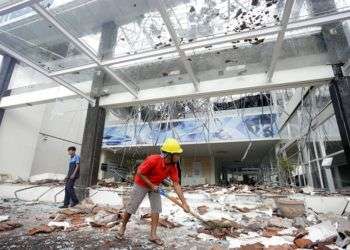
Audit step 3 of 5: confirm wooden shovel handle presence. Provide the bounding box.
[162,192,207,223]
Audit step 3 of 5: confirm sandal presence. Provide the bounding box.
[149,238,164,246]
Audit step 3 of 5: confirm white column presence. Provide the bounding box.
[318,134,336,193]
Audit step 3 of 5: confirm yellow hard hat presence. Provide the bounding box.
[161,138,183,154]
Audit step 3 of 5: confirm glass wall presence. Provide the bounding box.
[274,83,348,190]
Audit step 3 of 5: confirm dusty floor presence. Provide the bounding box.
[0,199,225,250]
[0,184,349,249]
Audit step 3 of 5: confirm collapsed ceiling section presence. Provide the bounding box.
[0,0,349,107]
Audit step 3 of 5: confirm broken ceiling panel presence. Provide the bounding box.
[163,0,283,43]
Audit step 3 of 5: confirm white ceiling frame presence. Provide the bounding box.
[0,65,334,109]
[267,0,295,82]
[100,65,334,108]
[31,3,139,98]
[0,0,41,16]
[48,9,350,78]
[0,41,95,104]
[157,0,199,91]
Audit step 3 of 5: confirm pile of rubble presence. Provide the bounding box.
[26,198,123,236]
[1,184,350,249]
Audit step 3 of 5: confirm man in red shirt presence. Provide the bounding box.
[117,138,190,245]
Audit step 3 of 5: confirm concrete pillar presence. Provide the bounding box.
[0,55,16,126]
[77,99,106,198]
[318,137,336,193]
[209,156,216,185]
[77,22,117,199]
[329,72,350,166]
[301,142,314,188]
[312,136,325,189]
[333,166,343,189]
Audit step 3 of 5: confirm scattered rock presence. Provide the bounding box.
[29,173,65,184]
[53,213,68,222]
[59,208,84,216]
[28,225,54,235]
[210,244,225,250]
[141,213,180,228]
[197,205,209,215]
[48,221,70,230]
[240,242,264,250]
[0,221,22,232]
[0,215,9,222]
[294,238,313,248]
[293,217,307,228]
[265,244,294,250]
[276,199,305,219]
[306,221,337,242]
[268,217,293,228]
[232,206,252,213]
[262,227,281,237]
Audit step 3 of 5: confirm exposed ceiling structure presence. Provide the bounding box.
[0,0,349,108]
[104,139,280,163]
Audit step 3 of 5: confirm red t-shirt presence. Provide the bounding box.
[134,155,179,187]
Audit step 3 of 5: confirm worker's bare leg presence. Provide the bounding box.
[150,212,161,241]
[118,212,131,238]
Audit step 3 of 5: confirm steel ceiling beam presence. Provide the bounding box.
[0,41,95,105]
[267,0,295,82]
[157,0,200,91]
[47,9,350,78]
[0,65,333,109]
[0,0,40,16]
[99,65,333,108]
[31,3,139,98]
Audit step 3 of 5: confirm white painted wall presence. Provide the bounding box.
[0,63,88,180]
[30,98,88,176]
[0,105,45,179]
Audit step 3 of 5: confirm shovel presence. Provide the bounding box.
[158,188,222,228]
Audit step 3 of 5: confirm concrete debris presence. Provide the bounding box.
[141,213,181,228]
[336,220,350,248]
[0,215,9,222]
[268,217,293,229]
[197,205,209,215]
[0,221,22,232]
[1,184,349,249]
[4,177,24,184]
[240,242,264,250]
[59,208,85,216]
[294,238,313,248]
[261,227,281,237]
[197,219,240,239]
[87,210,119,227]
[302,186,315,195]
[28,224,54,235]
[276,199,305,219]
[29,173,66,184]
[97,178,118,188]
[305,221,338,242]
[293,216,307,228]
[0,174,11,183]
[48,221,70,230]
[264,244,294,250]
